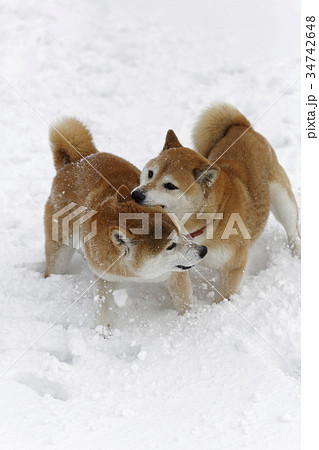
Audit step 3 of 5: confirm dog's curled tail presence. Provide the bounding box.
[49,117,98,171]
[192,103,251,158]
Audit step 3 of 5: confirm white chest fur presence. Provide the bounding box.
[200,244,233,270]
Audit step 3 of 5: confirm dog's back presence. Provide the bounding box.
[44,118,141,278]
[49,117,98,171]
[192,103,300,256]
[48,118,141,207]
[192,103,251,157]
[192,103,276,171]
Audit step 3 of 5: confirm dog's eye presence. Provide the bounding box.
[164,182,178,190]
[148,170,153,178]
[166,242,177,251]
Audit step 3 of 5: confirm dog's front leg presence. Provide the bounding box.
[217,251,248,302]
[168,271,193,314]
[94,277,118,333]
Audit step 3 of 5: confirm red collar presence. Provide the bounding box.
[185,225,207,239]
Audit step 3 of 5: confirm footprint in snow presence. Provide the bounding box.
[16,373,69,401]
[116,344,142,362]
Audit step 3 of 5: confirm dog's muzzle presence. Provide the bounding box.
[176,245,207,270]
[131,189,145,204]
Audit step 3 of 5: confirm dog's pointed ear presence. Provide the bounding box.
[193,165,220,187]
[110,226,135,246]
[162,129,183,151]
[116,185,131,202]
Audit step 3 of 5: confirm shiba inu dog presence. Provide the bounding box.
[44,118,207,328]
[132,103,300,302]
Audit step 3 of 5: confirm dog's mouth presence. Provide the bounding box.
[176,264,194,270]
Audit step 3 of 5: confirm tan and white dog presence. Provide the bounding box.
[44,118,207,328]
[132,103,300,302]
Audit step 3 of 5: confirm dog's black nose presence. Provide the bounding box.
[199,245,208,259]
[131,190,146,203]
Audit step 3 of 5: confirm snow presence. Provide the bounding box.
[113,289,128,308]
[0,0,300,449]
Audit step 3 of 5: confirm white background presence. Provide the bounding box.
[0,0,304,449]
[301,0,319,449]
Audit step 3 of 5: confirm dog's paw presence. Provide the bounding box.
[289,238,301,259]
[95,325,112,339]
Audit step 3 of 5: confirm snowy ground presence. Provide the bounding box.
[0,1,300,449]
